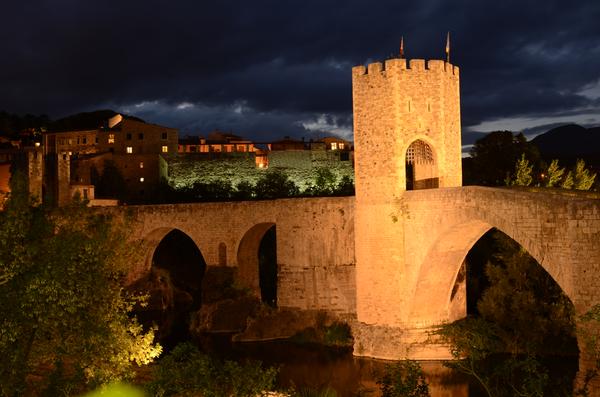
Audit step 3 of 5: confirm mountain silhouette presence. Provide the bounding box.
[531,124,600,166]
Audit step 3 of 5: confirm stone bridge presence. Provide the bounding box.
[120,186,600,360]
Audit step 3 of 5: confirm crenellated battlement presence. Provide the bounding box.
[352,58,459,77]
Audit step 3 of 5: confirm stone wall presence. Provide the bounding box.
[354,186,600,360]
[119,196,357,315]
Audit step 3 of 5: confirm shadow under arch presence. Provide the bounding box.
[404,137,439,190]
[133,227,207,348]
[237,222,277,306]
[409,219,573,326]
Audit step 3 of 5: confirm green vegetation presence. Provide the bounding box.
[465,131,540,186]
[158,167,355,203]
[0,170,161,396]
[376,360,430,397]
[505,153,533,186]
[146,342,278,397]
[290,316,353,348]
[438,230,578,396]
[466,129,598,191]
[506,156,597,190]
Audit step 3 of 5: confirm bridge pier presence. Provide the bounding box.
[352,322,453,361]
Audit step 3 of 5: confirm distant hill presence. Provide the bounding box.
[531,124,600,167]
[48,110,145,132]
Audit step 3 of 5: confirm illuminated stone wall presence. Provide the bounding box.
[118,196,357,315]
[165,151,354,191]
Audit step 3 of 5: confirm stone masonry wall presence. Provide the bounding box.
[351,58,462,328]
[118,197,357,315]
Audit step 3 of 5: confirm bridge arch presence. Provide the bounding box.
[404,137,439,190]
[237,222,278,306]
[135,227,207,345]
[409,215,571,326]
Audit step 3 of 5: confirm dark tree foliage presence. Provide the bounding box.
[254,169,299,199]
[146,342,278,397]
[0,111,50,138]
[376,360,430,397]
[479,231,576,355]
[465,131,541,186]
[440,229,578,397]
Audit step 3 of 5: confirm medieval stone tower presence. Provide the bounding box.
[352,55,462,357]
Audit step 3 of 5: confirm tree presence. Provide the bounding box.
[544,159,565,187]
[467,131,540,186]
[376,360,430,397]
[506,153,533,187]
[477,232,575,355]
[0,170,161,396]
[573,159,597,190]
[232,180,255,200]
[305,168,337,196]
[254,169,299,199]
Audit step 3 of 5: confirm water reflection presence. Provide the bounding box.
[195,335,470,397]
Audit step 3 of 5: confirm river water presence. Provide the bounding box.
[194,335,489,397]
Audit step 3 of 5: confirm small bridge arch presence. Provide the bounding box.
[237,222,277,305]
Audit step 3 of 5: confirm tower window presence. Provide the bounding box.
[139,161,144,169]
[126,133,132,140]
[126,146,133,154]
[138,133,144,140]
[161,132,168,140]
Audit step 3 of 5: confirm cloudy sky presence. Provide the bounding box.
[2,0,600,150]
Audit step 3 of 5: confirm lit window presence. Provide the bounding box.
[331,142,338,150]
[108,134,115,144]
[161,145,168,153]
[139,161,144,169]
[139,177,144,182]
[339,143,345,150]
[126,146,133,154]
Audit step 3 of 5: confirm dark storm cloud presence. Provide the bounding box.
[2,0,600,140]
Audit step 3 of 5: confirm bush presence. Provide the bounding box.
[147,342,278,397]
[376,360,430,397]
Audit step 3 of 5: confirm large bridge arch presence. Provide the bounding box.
[408,217,572,326]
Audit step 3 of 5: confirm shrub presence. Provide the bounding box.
[147,342,278,397]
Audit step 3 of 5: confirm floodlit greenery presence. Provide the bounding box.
[146,342,278,397]
[506,153,533,186]
[543,159,565,187]
[157,167,355,203]
[0,170,161,396]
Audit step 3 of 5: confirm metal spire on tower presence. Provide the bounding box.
[400,36,404,58]
[445,32,451,63]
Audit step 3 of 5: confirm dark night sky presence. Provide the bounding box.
[2,0,600,150]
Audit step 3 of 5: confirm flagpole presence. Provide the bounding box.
[445,32,450,63]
